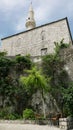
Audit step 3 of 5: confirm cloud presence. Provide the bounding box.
[0,0,25,11]
[0,0,30,21]
[0,0,73,38]
[15,0,61,31]
[14,0,73,36]
[15,18,26,32]
[33,0,60,25]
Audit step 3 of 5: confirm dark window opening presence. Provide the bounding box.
[41,48,47,56]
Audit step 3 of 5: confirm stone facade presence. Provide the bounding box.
[59,47,73,80]
[59,117,73,130]
[0,18,72,62]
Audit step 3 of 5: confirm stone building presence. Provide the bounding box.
[0,3,72,63]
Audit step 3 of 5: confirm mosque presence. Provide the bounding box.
[0,3,72,62]
[0,3,73,118]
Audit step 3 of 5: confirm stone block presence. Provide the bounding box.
[59,117,73,130]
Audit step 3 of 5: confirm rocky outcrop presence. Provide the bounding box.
[31,90,60,116]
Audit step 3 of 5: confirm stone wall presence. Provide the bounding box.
[0,119,49,125]
[1,18,72,58]
[0,119,36,124]
[59,117,73,130]
[59,47,73,81]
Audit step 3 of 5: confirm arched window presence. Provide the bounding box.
[41,30,45,41]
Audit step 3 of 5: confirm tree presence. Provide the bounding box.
[62,82,73,116]
[14,54,32,76]
[42,40,70,112]
[0,52,14,107]
[0,52,32,116]
[20,67,51,118]
[42,40,69,86]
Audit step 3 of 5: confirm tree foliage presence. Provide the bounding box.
[42,40,70,116]
[0,52,32,116]
[62,82,73,116]
[20,67,50,94]
[23,108,35,119]
[42,40,68,87]
[20,67,51,118]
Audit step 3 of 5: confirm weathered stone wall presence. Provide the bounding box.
[1,18,72,58]
[60,47,73,81]
[59,117,73,130]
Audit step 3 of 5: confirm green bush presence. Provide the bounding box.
[0,107,9,119]
[0,109,5,119]
[7,114,20,120]
[0,107,21,120]
[23,108,35,119]
[63,82,73,117]
[4,114,15,120]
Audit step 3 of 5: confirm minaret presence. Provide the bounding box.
[25,3,36,30]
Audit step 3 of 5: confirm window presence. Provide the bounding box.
[41,30,45,41]
[41,48,47,56]
[16,38,22,47]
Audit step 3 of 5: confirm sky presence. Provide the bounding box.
[0,0,73,41]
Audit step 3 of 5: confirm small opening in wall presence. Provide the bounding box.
[41,30,45,41]
[41,48,47,56]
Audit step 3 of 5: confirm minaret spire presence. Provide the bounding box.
[25,3,36,30]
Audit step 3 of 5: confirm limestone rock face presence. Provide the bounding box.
[60,47,73,81]
[31,90,60,116]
